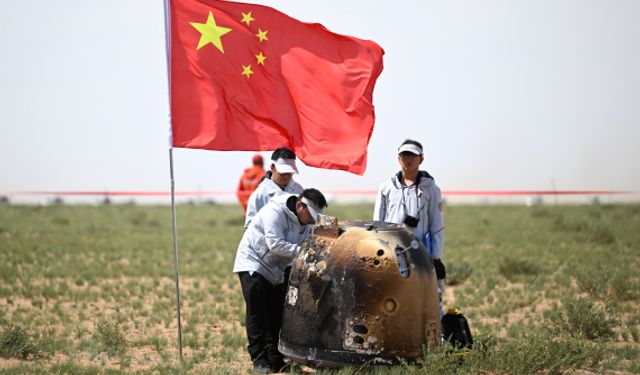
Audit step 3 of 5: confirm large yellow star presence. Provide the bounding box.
[241,12,254,26]
[255,52,266,65]
[242,65,254,78]
[190,11,232,53]
[256,29,268,42]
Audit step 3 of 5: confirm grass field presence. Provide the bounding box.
[1,203,639,374]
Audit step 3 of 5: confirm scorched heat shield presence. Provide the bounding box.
[279,219,441,367]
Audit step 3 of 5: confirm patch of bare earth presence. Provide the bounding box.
[1,275,254,370]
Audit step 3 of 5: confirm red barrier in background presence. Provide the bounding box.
[7,190,635,197]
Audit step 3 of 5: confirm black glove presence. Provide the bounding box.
[433,258,446,280]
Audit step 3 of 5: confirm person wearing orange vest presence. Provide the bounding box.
[236,154,265,213]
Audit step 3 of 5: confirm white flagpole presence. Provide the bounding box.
[164,0,183,364]
[169,148,184,363]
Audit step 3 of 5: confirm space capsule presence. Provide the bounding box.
[279,217,441,367]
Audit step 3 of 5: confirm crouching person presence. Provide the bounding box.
[233,188,328,374]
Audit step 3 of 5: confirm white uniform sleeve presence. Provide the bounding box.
[428,185,445,259]
[373,183,387,221]
[263,211,300,259]
[244,190,269,229]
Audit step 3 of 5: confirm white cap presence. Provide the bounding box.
[301,197,323,223]
[397,143,422,155]
[273,158,298,174]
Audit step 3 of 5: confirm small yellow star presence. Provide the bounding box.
[256,28,268,42]
[190,11,232,53]
[242,65,254,78]
[255,52,266,65]
[241,12,254,26]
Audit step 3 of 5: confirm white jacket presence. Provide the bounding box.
[233,194,311,285]
[373,171,445,258]
[244,177,304,229]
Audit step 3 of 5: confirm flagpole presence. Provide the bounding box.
[169,147,184,363]
[163,0,182,364]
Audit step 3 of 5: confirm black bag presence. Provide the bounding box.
[441,309,473,349]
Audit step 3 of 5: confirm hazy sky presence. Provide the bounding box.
[1,0,639,202]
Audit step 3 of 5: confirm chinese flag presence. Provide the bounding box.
[169,0,384,175]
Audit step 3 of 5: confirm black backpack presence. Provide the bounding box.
[441,309,473,349]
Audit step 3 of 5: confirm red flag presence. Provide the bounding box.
[168,0,384,175]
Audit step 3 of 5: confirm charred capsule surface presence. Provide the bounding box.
[279,220,441,367]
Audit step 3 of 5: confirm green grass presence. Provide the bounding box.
[1,203,639,373]
[94,319,128,356]
[0,324,41,360]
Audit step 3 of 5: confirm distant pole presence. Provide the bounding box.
[169,148,184,363]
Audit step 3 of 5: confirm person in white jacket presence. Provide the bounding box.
[234,188,327,374]
[373,139,446,316]
[244,147,304,229]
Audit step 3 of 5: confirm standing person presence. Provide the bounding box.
[373,139,446,315]
[245,147,303,228]
[233,189,328,374]
[236,154,266,213]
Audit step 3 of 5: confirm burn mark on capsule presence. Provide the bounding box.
[344,319,382,354]
[353,324,368,334]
